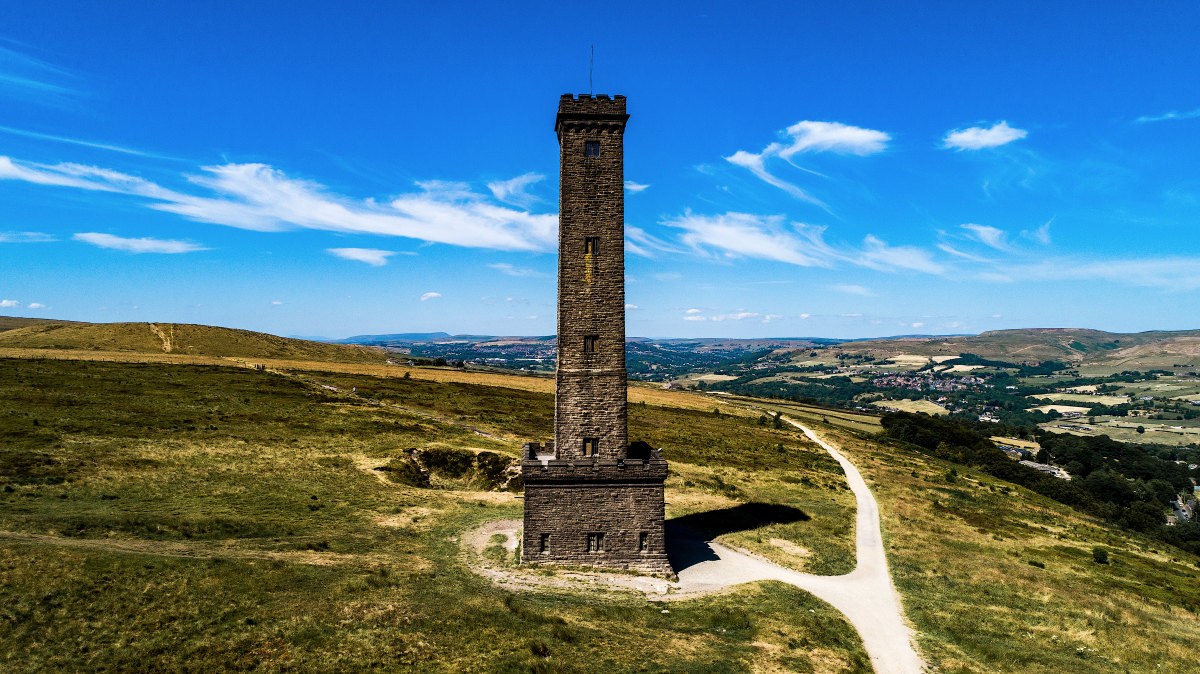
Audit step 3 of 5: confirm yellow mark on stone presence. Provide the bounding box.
[584,251,594,285]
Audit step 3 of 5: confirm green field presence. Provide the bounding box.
[0,357,864,672]
[2,354,1198,671]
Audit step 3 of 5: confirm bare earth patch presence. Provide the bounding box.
[769,537,812,558]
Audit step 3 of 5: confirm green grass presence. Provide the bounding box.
[819,424,1200,672]
[0,321,388,363]
[0,357,864,671]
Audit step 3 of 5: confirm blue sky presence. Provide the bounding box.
[2,2,1200,339]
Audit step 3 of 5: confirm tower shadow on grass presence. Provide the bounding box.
[665,503,810,574]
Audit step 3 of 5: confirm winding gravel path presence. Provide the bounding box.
[466,419,924,672]
[668,419,924,673]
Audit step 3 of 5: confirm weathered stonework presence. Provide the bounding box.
[521,94,670,574]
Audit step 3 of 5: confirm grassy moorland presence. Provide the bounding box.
[0,321,389,364]
[4,352,1199,671]
[811,424,1200,672]
[0,356,864,672]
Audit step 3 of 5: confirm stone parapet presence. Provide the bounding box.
[521,452,667,484]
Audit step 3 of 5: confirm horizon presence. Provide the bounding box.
[3,4,1200,338]
[8,312,1199,344]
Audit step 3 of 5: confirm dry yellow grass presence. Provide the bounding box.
[0,347,751,414]
[990,436,1041,451]
[871,398,948,415]
[1026,404,1093,415]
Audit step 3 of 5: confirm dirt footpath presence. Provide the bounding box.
[464,419,925,673]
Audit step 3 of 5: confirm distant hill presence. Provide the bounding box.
[0,316,79,333]
[818,328,1200,366]
[0,320,390,364]
[331,331,453,344]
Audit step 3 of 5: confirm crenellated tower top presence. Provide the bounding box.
[556,94,629,139]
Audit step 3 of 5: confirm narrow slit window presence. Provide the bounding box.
[587,532,605,553]
[584,141,600,157]
[584,237,599,255]
[583,335,598,353]
[639,532,649,552]
[582,437,599,457]
[539,533,550,554]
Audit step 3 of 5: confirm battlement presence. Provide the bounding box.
[558,93,627,115]
[556,94,628,137]
[521,451,668,485]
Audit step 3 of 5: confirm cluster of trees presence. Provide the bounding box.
[880,412,1200,555]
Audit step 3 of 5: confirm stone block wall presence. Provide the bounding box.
[554,93,628,462]
[521,94,669,575]
[521,452,670,573]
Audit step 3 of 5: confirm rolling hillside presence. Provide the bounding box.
[0,350,1196,671]
[0,316,79,332]
[816,328,1200,366]
[0,319,390,364]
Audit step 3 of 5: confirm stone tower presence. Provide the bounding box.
[520,94,670,573]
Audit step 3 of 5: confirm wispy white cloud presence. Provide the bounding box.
[937,243,993,263]
[725,147,822,205]
[724,120,889,203]
[959,223,1011,250]
[942,121,1027,150]
[488,262,543,277]
[1021,218,1053,245]
[910,322,925,329]
[0,230,56,242]
[663,211,945,275]
[624,180,649,193]
[271,300,283,306]
[0,125,172,159]
[327,247,396,266]
[831,284,872,296]
[682,315,707,321]
[420,292,441,301]
[27,302,46,309]
[625,226,684,258]
[777,121,891,158]
[0,156,559,252]
[711,311,761,322]
[1003,257,1200,291]
[856,235,945,273]
[625,304,638,310]
[0,45,79,106]
[487,172,544,207]
[1135,108,1200,124]
[0,299,19,308]
[664,212,838,267]
[73,232,208,254]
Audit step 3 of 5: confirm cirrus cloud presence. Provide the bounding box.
[0,156,559,252]
[327,247,396,266]
[73,232,208,254]
[942,121,1027,150]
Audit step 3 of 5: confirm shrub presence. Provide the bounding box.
[419,447,474,478]
[1093,547,1109,564]
[381,457,429,487]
